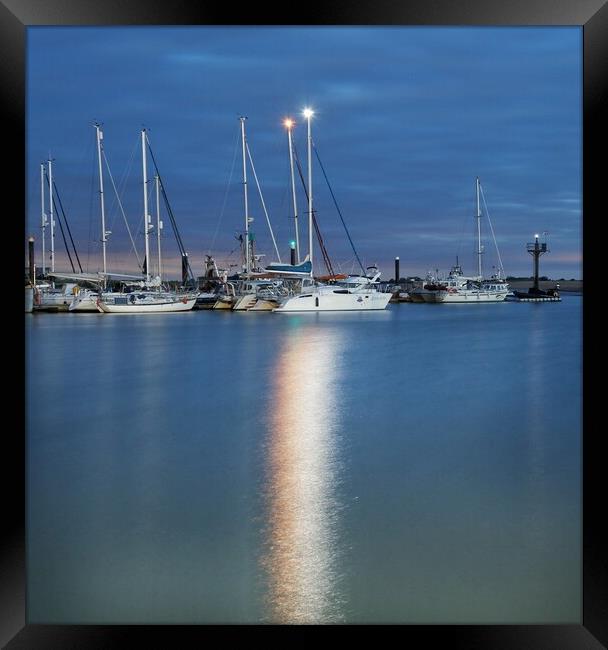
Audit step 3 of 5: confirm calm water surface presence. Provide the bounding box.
[26,297,582,623]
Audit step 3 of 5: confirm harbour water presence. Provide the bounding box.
[26,296,581,624]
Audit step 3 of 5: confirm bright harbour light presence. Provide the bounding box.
[284,118,294,129]
[303,108,314,119]
[535,233,539,238]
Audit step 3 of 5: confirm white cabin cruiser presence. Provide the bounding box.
[273,271,391,312]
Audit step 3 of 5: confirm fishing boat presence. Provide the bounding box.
[194,256,227,309]
[422,178,509,304]
[408,273,442,303]
[273,108,391,313]
[96,129,198,313]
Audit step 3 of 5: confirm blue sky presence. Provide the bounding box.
[26,26,582,279]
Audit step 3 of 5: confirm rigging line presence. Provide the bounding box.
[159,183,196,284]
[102,150,142,270]
[293,145,334,276]
[106,135,139,234]
[144,137,187,255]
[48,187,76,273]
[245,142,281,262]
[292,145,334,276]
[479,183,505,277]
[208,127,240,254]
[313,143,366,276]
[47,174,81,273]
[144,136,196,284]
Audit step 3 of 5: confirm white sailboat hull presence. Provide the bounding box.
[274,290,391,312]
[33,291,72,311]
[97,294,197,313]
[423,289,508,303]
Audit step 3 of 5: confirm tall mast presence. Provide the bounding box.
[284,118,300,263]
[155,173,162,282]
[476,176,482,280]
[142,129,151,285]
[40,163,46,275]
[304,108,314,270]
[48,157,55,273]
[240,116,250,276]
[94,123,108,279]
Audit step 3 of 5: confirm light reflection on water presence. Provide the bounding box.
[261,325,346,623]
[26,299,581,623]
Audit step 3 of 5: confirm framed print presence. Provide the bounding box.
[6,0,606,646]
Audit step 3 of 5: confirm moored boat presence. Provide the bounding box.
[96,289,197,313]
[422,178,509,304]
[272,109,390,313]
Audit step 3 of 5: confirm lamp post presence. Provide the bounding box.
[303,107,314,269]
[284,118,300,264]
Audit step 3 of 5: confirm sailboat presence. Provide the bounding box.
[273,108,391,312]
[96,129,198,313]
[33,157,75,311]
[32,156,102,311]
[422,178,509,304]
[215,116,292,311]
[68,123,143,312]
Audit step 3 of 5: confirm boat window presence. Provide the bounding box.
[299,294,312,298]
[333,289,350,294]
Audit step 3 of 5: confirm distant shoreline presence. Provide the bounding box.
[507,279,582,293]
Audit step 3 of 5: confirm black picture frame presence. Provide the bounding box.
[7,1,605,646]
